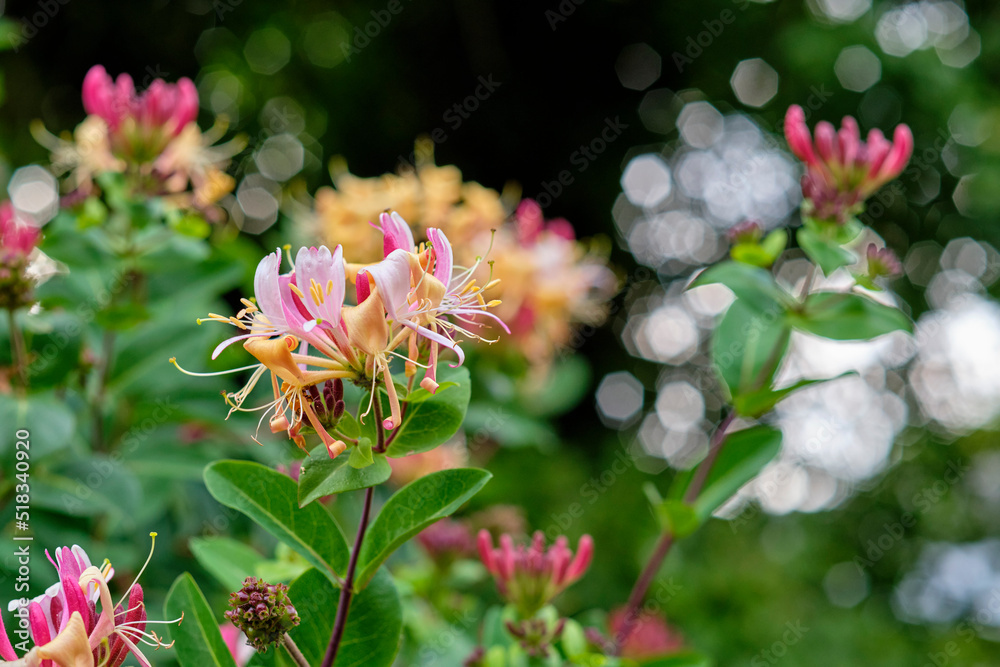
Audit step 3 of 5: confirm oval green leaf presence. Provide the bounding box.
[164,573,239,667]
[204,460,349,585]
[385,366,471,457]
[189,536,266,593]
[298,447,392,507]
[792,292,913,340]
[355,467,492,589]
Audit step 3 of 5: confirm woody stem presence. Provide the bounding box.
[7,307,27,390]
[614,411,735,652]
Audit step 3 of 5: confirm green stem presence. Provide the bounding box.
[7,307,27,390]
[614,411,735,652]
[281,633,310,667]
[321,484,375,667]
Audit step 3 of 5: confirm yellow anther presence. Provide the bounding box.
[289,283,306,300]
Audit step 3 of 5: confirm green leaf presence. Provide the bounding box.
[385,366,471,457]
[791,292,913,340]
[348,437,374,469]
[189,536,266,593]
[690,261,790,312]
[797,226,856,276]
[336,411,361,439]
[164,573,239,667]
[204,461,350,586]
[656,499,701,539]
[675,426,782,521]
[355,468,492,589]
[732,373,855,417]
[298,447,392,507]
[730,229,788,268]
[248,567,402,667]
[711,299,791,400]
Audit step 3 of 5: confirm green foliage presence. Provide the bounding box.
[297,446,392,507]
[204,460,350,585]
[355,468,493,589]
[790,292,913,340]
[190,536,266,593]
[248,568,402,667]
[165,573,240,667]
[385,366,472,457]
[670,426,782,521]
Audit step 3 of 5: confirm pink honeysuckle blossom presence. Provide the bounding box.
[477,530,594,617]
[82,66,197,138]
[1,535,179,667]
[784,104,913,224]
[0,202,41,261]
[363,216,510,397]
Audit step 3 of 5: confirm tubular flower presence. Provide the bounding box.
[477,530,594,617]
[865,243,903,279]
[2,535,180,667]
[82,65,198,160]
[362,212,509,398]
[0,202,44,311]
[308,155,616,368]
[176,218,505,456]
[784,104,913,224]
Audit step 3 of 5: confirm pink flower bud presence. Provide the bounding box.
[814,121,838,164]
[783,105,815,165]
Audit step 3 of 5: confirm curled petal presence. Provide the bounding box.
[253,250,288,329]
[427,228,453,286]
[379,211,415,257]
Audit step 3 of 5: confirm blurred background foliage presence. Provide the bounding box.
[1,0,1000,665]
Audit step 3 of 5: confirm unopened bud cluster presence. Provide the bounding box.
[225,577,300,652]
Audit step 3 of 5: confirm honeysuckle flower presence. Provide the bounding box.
[31,116,124,196]
[82,65,198,160]
[865,243,903,279]
[363,216,509,394]
[417,518,476,565]
[0,203,41,262]
[176,246,359,457]
[0,609,92,667]
[153,120,245,212]
[784,104,913,224]
[477,530,594,618]
[2,535,179,667]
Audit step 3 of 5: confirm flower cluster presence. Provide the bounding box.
[784,105,913,224]
[0,202,43,310]
[477,530,593,618]
[34,65,243,212]
[177,211,506,458]
[309,155,616,367]
[0,536,178,667]
[224,577,300,653]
